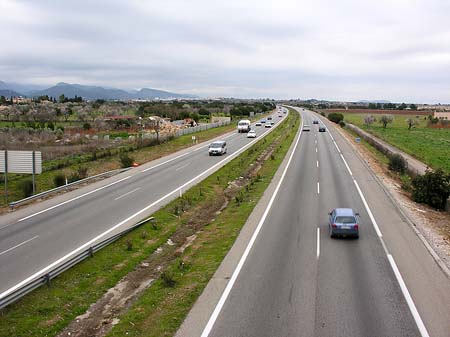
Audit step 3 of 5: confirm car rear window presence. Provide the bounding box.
[335,216,356,224]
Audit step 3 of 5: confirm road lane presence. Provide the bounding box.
[0,112,286,297]
[206,108,420,337]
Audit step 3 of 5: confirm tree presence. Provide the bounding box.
[364,115,376,127]
[379,114,393,129]
[410,104,417,110]
[406,117,419,130]
[59,94,66,103]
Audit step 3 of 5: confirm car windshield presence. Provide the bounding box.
[335,216,356,224]
[210,142,223,147]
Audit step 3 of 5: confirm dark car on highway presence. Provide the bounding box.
[328,208,359,238]
[313,120,319,124]
[319,125,326,132]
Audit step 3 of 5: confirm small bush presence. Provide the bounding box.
[83,122,91,130]
[119,153,134,168]
[161,270,176,287]
[411,169,450,210]
[388,154,408,174]
[328,113,344,124]
[77,166,88,179]
[339,120,346,127]
[53,173,66,187]
[18,179,34,197]
[320,112,326,116]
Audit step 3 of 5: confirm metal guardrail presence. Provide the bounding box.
[9,167,132,209]
[0,216,154,309]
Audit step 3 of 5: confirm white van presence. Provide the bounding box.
[237,119,251,133]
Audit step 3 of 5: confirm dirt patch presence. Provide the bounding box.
[57,136,280,337]
[337,126,450,270]
[39,314,62,328]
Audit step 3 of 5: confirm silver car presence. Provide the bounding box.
[328,208,359,238]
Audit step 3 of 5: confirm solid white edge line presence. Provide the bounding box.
[0,235,39,256]
[387,254,430,337]
[17,176,132,222]
[316,227,320,259]
[353,180,382,237]
[200,110,303,337]
[1,112,286,301]
[114,187,141,201]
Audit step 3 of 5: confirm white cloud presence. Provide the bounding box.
[0,0,449,102]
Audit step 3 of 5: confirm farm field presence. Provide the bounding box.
[341,112,450,173]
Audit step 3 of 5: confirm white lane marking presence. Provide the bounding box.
[201,113,303,337]
[17,176,132,223]
[317,161,319,168]
[317,182,320,194]
[0,236,39,256]
[324,112,429,337]
[114,187,141,201]
[388,255,430,337]
[141,152,190,172]
[175,162,190,171]
[1,115,286,302]
[316,228,320,259]
[315,147,318,153]
[315,139,317,144]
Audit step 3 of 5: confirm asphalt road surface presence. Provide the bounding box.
[179,107,450,337]
[0,111,285,299]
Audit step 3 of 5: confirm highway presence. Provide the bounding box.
[177,107,450,337]
[0,111,286,299]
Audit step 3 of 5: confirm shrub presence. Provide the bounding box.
[388,153,408,174]
[379,114,394,129]
[53,173,66,187]
[77,166,88,179]
[67,173,80,183]
[83,122,91,130]
[411,169,450,210]
[328,113,344,124]
[119,153,134,168]
[18,179,34,197]
[339,120,346,127]
[320,112,326,116]
[161,270,176,287]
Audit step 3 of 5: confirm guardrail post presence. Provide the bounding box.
[89,246,94,257]
[44,274,51,287]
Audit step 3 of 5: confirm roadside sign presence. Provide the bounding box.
[355,137,361,143]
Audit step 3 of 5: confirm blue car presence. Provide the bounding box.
[328,208,359,238]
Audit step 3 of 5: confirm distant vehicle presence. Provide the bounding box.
[303,124,311,131]
[255,121,262,126]
[247,130,257,138]
[265,122,273,128]
[237,119,251,133]
[208,141,227,156]
[319,125,326,132]
[261,119,267,124]
[267,116,273,120]
[313,120,319,124]
[328,208,359,238]
[278,114,282,117]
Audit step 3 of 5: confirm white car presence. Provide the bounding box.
[208,141,227,156]
[255,122,262,126]
[265,122,273,128]
[247,130,257,138]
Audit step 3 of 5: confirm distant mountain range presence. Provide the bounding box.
[0,81,198,100]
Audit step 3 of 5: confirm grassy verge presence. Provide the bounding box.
[0,112,274,208]
[341,112,450,173]
[0,109,299,337]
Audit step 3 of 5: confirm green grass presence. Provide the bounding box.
[0,109,300,337]
[342,113,450,173]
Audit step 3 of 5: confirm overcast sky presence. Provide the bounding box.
[1,0,449,102]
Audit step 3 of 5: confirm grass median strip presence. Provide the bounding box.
[0,109,299,337]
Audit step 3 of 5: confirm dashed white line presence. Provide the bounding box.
[17,176,132,222]
[317,182,320,194]
[316,228,320,259]
[175,162,191,171]
[0,236,39,256]
[317,161,319,168]
[114,187,141,201]
[315,147,318,153]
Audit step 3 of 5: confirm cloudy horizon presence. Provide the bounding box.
[1,0,450,103]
